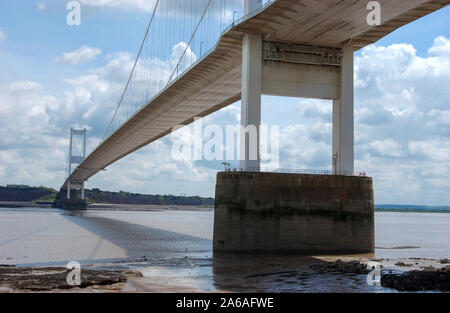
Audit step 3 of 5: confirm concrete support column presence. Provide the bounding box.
[81,182,85,200]
[67,180,71,200]
[333,45,354,174]
[240,32,262,171]
[239,0,262,171]
[68,128,73,176]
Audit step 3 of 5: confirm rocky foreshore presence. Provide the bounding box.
[310,259,371,274]
[0,265,142,292]
[2,258,450,292]
[381,267,450,291]
[309,259,450,291]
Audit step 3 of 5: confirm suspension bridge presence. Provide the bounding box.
[59,0,448,252]
[63,0,448,197]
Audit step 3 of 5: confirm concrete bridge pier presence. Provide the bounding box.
[213,172,374,253]
[57,180,87,210]
[214,0,372,254]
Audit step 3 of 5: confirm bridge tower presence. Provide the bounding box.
[66,128,87,200]
[239,0,354,174]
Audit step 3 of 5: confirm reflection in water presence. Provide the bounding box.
[211,254,386,293]
[0,208,449,292]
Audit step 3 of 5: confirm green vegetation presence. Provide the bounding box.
[0,185,56,202]
[36,192,58,202]
[52,187,214,207]
[82,188,214,206]
[1,185,214,207]
[2,184,448,211]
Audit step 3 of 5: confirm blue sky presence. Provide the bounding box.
[0,1,449,205]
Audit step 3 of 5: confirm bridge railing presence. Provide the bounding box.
[220,166,364,177]
[102,0,275,142]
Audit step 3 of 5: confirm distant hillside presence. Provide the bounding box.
[56,187,214,207]
[1,185,214,207]
[1,184,447,211]
[0,185,56,202]
[375,204,450,213]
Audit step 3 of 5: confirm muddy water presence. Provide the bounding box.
[0,208,449,292]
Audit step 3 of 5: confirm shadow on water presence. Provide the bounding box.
[59,210,383,292]
[61,210,212,261]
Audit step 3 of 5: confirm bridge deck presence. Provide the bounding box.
[63,0,448,188]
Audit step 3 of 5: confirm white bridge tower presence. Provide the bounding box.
[66,128,87,200]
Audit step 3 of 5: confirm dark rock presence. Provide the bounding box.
[395,261,413,267]
[0,266,128,291]
[381,270,450,291]
[310,259,370,274]
[440,258,450,264]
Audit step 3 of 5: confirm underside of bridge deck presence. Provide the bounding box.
[62,0,448,190]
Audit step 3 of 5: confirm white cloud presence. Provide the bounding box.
[1,36,449,204]
[8,81,42,92]
[64,74,109,93]
[297,99,331,121]
[54,45,102,65]
[102,42,197,133]
[78,0,231,15]
[428,36,450,58]
[170,42,197,74]
[93,52,134,83]
[368,139,404,158]
[352,37,450,204]
[78,0,236,23]
[277,123,331,169]
[79,0,157,12]
[408,141,450,162]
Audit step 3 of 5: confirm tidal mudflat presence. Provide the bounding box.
[0,207,449,292]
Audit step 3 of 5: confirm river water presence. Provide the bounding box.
[0,207,449,292]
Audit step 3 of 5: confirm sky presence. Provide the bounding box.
[0,1,449,205]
